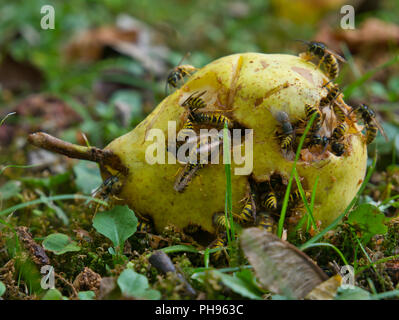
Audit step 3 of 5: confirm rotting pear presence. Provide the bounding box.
[29,53,368,236]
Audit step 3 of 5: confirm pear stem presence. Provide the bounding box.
[28,132,128,175]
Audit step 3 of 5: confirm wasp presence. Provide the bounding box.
[351,104,388,144]
[235,198,255,224]
[213,212,231,230]
[175,117,196,148]
[308,134,329,149]
[166,54,197,94]
[274,111,295,152]
[330,141,345,156]
[289,190,311,207]
[331,123,348,141]
[92,174,123,202]
[181,91,207,112]
[174,134,223,192]
[190,112,233,129]
[305,103,323,133]
[137,220,153,233]
[332,104,346,124]
[181,117,194,130]
[173,162,204,193]
[320,82,340,106]
[210,234,227,261]
[256,212,275,233]
[297,40,346,80]
[262,191,278,211]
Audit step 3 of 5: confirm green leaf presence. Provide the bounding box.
[92,205,137,251]
[0,180,21,200]
[21,172,71,190]
[235,269,265,294]
[213,270,263,300]
[0,281,6,297]
[117,269,161,300]
[347,204,388,244]
[73,160,102,194]
[160,245,200,254]
[78,291,96,300]
[42,288,64,300]
[42,233,81,255]
[335,286,371,300]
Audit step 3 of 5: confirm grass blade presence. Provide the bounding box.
[0,194,108,217]
[223,121,234,244]
[277,112,317,237]
[343,55,399,98]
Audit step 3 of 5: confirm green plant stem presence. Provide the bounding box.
[0,194,108,217]
[223,122,234,244]
[357,254,399,274]
[277,113,316,237]
[302,242,349,266]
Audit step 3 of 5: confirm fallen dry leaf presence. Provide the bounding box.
[240,227,328,299]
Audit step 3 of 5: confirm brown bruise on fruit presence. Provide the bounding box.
[104,53,367,234]
[291,66,315,85]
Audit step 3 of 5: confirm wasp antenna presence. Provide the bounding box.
[197,90,207,97]
[294,39,310,45]
[177,52,191,67]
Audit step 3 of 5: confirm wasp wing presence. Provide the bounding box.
[325,48,347,63]
[372,118,389,142]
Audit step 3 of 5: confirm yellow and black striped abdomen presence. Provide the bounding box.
[333,104,346,123]
[305,104,321,120]
[324,54,339,79]
[257,213,275,233]
[182,118,194,130]
[280,134,294,151]
[137,220,152,233]
[332,123,347,141]
[192,112,232,128]
[167,71,182,88]
[213,213,230,230]
[182,91,207,111]
[289,190,311,206]
[320,84,340,106]
[305,104,322,132]
[236,202,254,224]
[262,191,278,210]
[210,236,227,260]
[365,123,377,144]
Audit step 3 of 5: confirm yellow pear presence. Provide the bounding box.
[103,53,367,235]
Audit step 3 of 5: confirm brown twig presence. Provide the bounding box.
[55,272,78,298]
[28,132,128,175]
